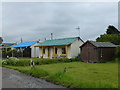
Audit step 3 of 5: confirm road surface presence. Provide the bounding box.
[2,67,66,88]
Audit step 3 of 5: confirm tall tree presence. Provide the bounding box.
[106,25,120,34]
[96,25,120,45]
[96,34,120,45]
[0,37,3,44]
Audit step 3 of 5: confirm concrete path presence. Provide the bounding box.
[2,67,66,88]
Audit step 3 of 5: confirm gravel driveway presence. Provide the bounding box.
[2,67,66,88]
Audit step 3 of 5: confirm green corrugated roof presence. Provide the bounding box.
[35,37,79,46]
[2,43,15,48]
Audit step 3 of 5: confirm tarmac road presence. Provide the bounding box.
[2,67,65,88]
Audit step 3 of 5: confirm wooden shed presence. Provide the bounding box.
[80,41,117,63]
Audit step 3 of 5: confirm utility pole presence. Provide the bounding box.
[75,26,80,37]
[51,33,53,40]
[45,38,46,41]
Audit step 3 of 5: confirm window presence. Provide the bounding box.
[55,48,57,54]
[43,48,45,54]
[62,48,66,54]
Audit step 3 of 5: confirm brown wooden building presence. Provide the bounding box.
[80,41,117,63]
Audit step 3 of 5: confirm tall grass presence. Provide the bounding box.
[4,62,118,88]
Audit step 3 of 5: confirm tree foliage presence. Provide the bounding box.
[0,37,3,44]
[96,34,120,45]
[106,25,120,34]
[96,25,120,45]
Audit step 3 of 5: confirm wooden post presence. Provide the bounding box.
[6,48,7,53]
[12,48,13,57]
[42,47,43,56]
[53,46,56,58]
[39,47,40,58]
[65,45,68,58]
[34,47,36,57]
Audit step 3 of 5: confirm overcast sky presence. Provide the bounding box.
[1,2,118,43]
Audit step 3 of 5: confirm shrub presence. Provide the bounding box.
[2,57,80,66]
[5,57,19,65]
[15,59,30,66]
[33,58,79,65]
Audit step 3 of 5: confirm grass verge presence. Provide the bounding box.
[3,61,118,88]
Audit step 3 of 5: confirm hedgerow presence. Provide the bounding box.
[2,57,80,66]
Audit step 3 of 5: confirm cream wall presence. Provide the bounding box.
[39,47,42,58]
[31,43,39,58]
[67,45,71,58]
[69,39,84,58]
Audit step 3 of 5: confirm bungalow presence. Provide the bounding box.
[2,43,16,52]
[80,41,117,63]
[35,37,84,59]
[13,41,40,57]
[1,43,16,58]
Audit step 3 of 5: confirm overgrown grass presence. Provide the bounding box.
[3,61,118,88]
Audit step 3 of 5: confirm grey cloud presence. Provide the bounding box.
[2,2,118,42]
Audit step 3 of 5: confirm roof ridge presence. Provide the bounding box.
[45,37,78,41]
[90,41,113,43]
[35,37,79,47]
[20,41,38,43]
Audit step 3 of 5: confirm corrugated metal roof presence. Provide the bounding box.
[2,42,16,44]
[90,41,117,47]
[35,37,79,46]
[2,43,16,48]
[13,41,38,48]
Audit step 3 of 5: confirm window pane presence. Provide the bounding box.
[62,48,66,54]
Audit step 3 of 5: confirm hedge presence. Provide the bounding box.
[2,57,80,66]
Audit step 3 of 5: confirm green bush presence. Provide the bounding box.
[2,57,80,66]
[15,59,30,66]
[96,34,120,45]
[33,58,79,65]
[2,60,7,65]
[5,57,19,65]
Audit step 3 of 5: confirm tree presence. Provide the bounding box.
[96,25,120,45]
[106,25,120,34]
[0,37,3,44]
[96,34,120,45]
